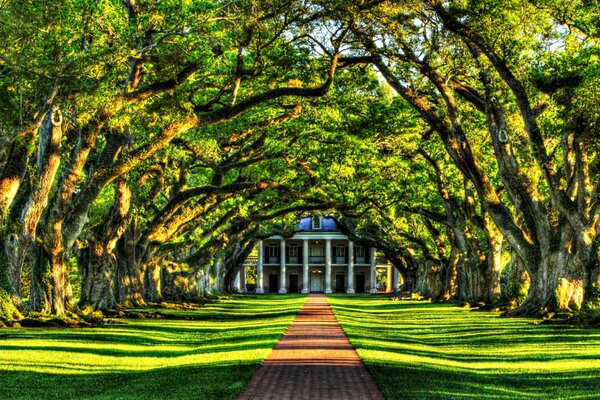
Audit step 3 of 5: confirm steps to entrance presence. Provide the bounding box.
[237,294,384,400]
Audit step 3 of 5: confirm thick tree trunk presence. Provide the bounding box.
[4,112,63,307]
[145,260,162,303]
[30,217,74,315]
[418,260,444,299]
[503,250,530,308]
[79,178,130,310]
[49,248,72,316]
[115,226,145,307]
[185,269,212,300]
[116,256,145,307]
[80,244,117,310]
[29,246,53,314]
[583,235,600,308]
[509,242,584,316]
[3,234,28,304]
[441,247,459,301]
[400,266,418,292]
[0,241,23,323]
[483,215,504,304]
[0,138,30,220]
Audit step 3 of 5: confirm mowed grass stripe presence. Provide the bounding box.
[0,294,306,400]
[328,294,600,400]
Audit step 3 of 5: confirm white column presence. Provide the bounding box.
[256,240,264,293]
[347,240,355,294]
[279,239,287,294]
[393,266,400,292]
[240,266,247,293]
[369,247,377,294]
[325,239,332,294]
[302,239,309,294]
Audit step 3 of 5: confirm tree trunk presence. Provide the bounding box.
[484,215,504,304]
[79,244,117,310]
[0,240,22,322]
[29,245,53,314]
[4,111,63,307]
[3,234,29,305]
[0,138,31,220]
[116,255,144,307]
[46,228,75,316]
[509,236,584,316]
[115,225,145,307]
[145,260,162,303]
[441,247,459,301]
[79,178,131,310]
[583,234,600,308]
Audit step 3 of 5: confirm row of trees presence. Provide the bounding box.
[1,0,599,322]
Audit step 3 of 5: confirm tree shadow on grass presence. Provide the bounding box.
[330,297,600,399]
[368,362,600,400]
[1,361,259,400]
[0,328,287,358]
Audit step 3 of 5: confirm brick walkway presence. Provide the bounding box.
[237,294,385,400]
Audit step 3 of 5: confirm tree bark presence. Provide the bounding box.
[80,244,117,310]
[484,214,503,304]
[144,260,162,303]
[79,178,131,310]
[115,221,145,307]
[0,138,31,221]
[5,110,62,308]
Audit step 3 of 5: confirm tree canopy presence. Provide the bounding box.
[0,0,599,322]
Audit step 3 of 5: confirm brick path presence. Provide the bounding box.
[237,294,385,400]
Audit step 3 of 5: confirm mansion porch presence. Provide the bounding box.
[239,233,400,294]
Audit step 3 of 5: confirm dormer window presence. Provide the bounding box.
[312,217,322,230]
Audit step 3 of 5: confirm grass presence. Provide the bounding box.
[328,294,600,400]
[0,294,306,400]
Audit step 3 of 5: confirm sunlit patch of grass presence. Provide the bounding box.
[0,294,306,400]
[328,294,600,399]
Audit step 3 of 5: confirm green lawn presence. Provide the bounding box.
[328,294,600,400]
[0,295,306,400]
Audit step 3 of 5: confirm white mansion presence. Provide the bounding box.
[237,216,399,294]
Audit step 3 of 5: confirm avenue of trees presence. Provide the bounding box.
[0,0,599,324]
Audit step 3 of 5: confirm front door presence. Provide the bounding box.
[356,274,366,293]
[269,274,279,293]
[335,274,345,292]
[310,271,324,292]
[289,274,299,293]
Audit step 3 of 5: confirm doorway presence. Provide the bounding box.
[269,274,279,293]
[310,270,324,292]
[335,274,345,292]
[356,274,366,293]
[289,274,299,293]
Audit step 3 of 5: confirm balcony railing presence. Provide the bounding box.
[286,256,301,264]
[249,255,373,265]
[244,256,258,265]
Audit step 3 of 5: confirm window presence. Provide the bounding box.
[312,217,321,230]
[335,245,346,258]
[310,244,324,257]
[268,246,279,257]
[355,247,365,257]
[288,245,299,258]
